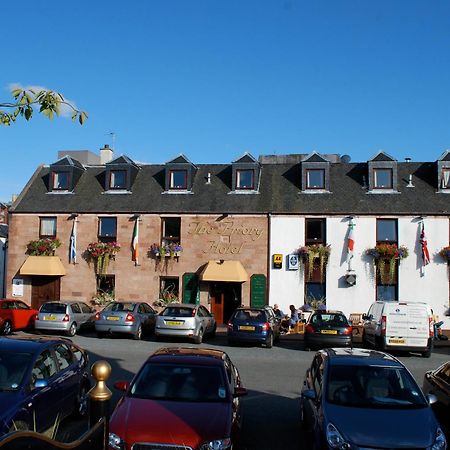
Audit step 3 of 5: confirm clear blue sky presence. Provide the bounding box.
[1,0,450,202]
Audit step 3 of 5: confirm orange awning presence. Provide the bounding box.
[19,256,66,276]
[199,260,248,282]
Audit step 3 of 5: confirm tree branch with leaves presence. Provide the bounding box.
[0,87,87,125]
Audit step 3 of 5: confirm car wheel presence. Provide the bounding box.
[265,332,273,348]
[227,339,236,347]
[67,322,77,337]
[2,320,12,336]
[9,420,29,433]
[194,328,203,344]
[96,331,106,339]
[74,384,89,417]
[210,323,217,338]
[422,344,433,358]
[133,324,142,340]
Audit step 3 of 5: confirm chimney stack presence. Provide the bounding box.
[100,144,113,164]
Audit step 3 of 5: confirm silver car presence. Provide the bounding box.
[35,301,95,337]
[155,303,216,344]
[94,302,157,340]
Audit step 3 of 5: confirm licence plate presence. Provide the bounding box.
[389,338,406,344]
[43,315,57,321]
[320,330,338,334]
[166,321,183,326]
[107,316,120,321]
[239,325,255,331]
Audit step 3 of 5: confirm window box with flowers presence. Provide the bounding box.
[84,241,121,275]
[296,244,331,281]
[439,246,450,263]
[366,243,409,284]
[26,238,61,256]
[149,243,183,260]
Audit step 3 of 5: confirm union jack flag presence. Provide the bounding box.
[420,223,430,266]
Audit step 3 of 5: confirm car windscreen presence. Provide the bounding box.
[0,352,33,391]
[310,313,349,327]
[326,365,427,409]
[130,363,228,402]
[161,307,194,317]
[232,310,267,323]
[40,303,66,314]
[102,303,135,313]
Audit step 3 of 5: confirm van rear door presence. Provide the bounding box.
[385,303,409,346]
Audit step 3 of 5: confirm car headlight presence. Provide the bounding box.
[326,423,351,450]
[432,427,447,450]
[200,437,232,450]
[108,432,125,450]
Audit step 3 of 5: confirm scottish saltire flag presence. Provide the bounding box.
[69,220,77,264]
[132,219,139,265]
[420,222,430,266]
[347,221,355,266]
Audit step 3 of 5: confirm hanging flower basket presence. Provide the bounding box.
[296,244,331,281]
[149,243,183,260]
[85,241,121,275]
[26,238,61,256]
[366,243,409,284]
[439,246,450,263]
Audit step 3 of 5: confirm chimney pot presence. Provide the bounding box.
[100,145,113,164]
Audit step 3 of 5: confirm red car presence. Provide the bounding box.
[109,347,247,450]
[0,299,38,335]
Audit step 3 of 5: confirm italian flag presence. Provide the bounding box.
[132,219,139,264]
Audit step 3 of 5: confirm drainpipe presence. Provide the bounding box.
[267,213,272,306]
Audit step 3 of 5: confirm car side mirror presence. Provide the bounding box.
[362,314,368,320]
[34,379,49,389]
[302,389,316,401]
[427,393,438,405]
[114,381,130,392]
[233,387,248,397]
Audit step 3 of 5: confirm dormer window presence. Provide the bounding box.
[169,170,188,190]
[442,169,450,189]
[52,171,70,190]
[109,170,127,189]
[236,169,254,190]
[306,169,325,189]
[373,168,393,189]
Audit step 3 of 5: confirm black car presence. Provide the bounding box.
[227,307,281,348]
[423,361,450,436]
[300,348,446,450]
[304,311,352,350]
[0,336,90,436]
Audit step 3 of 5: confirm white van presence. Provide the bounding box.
[362,301,434,357]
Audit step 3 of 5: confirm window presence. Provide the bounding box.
[40,217,57,238]
[169,170,188,190]
[162,217,181,246]
[97,275,115,298]
[442,169,450,189]
[54,344,73,371]
[377,219,397,243]
[70,303,81,314]
[52,171,70,190]
[160,277,179,303]
[109,170,127,189]
[32,350,58,382]
[80,303,93,313]
[306,169,325,189]
[236,169,254,190]
[373,168,393,189]
[305,218,326,244]
[98,217,117,242]
[305,283,325,303]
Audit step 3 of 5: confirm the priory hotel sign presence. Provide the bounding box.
[188,220,264,254]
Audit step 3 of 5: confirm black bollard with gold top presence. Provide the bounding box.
[88,360,112,449]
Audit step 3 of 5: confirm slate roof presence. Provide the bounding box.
[10,161,450,215]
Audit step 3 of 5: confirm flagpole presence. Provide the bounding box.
[347,218,355,272]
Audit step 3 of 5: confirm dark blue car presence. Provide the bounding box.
[0,336,90,436]
[227,307,281,348]
[301,348,447,449]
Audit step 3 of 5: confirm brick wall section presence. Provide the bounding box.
[7,213,268,308]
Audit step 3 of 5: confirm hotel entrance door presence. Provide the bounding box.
[210,282,241,324]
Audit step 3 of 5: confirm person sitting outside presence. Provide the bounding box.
[289,305,299,328]
[273,304,285,319]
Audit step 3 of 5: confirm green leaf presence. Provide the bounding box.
[11,88,22,98]
[79,112,84,125]
[24,107,32,120]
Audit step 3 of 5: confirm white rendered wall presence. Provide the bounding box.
[269,216,304,315]
[269,216,450,328]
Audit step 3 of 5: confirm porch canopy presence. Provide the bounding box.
[199,260,248,282]
[19,256,66,276]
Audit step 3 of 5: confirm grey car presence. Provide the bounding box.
[155,303,216,344]
[35,301,95,337]
[94,302,157,340]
